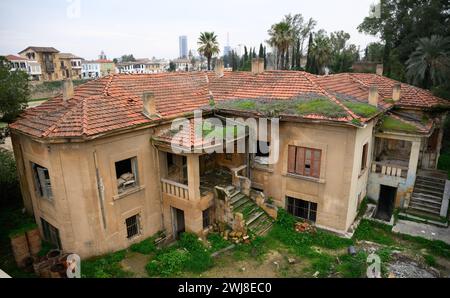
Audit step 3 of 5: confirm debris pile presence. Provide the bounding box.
[295,222,316,233]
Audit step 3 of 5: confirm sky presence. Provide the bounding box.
[0,0,380,60]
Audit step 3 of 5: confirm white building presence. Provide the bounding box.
[81,61,101,78]
[117,58,168,74]
[6,54,42,81]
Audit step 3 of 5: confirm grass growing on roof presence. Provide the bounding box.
[296,99,347,118]
[343,101,379,118]
[380,116,418,133]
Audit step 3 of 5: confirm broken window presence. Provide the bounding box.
[202,208,213,229]
[31,163,53,200]
[115,157,138,194]
[41,218,62,249]
[255,141,270,165]
[125,215,140,238]
[287,146,321,178]
[361,143,369,172]
[286,197,317,222]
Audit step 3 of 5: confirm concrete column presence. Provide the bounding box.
[187,154,201,200]
[406,140,421,186]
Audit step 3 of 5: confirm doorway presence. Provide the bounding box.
[375,185,397,221]
[172,207,185,239]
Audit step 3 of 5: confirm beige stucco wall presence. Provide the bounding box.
[250,120,375,233]
[12,128,164,258]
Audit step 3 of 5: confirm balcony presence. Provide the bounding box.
[371,161,408,179]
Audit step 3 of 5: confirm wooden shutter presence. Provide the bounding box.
[295,147,305,175]
[288,146,296,173]
[312,149,321,178]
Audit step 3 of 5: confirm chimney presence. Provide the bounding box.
[252,58,264,75]
[215,59,224,77]
[142,92,156,117]
[392,83,401,102]
[62,79,74,101]
[369,86,379,107]
[376,64,383,76]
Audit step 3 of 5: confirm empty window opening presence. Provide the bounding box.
[41,218,62,249]
[286,197,317,222]
[203,207,213,229]
[115,157,138,194]
[361,143,369,172]
[31,163,52,200]
[125,215,140,238]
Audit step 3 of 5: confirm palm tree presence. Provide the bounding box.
[309,30,333,75]
[267,21,293,69]
[406,35,450,89]
[197,32,220,71]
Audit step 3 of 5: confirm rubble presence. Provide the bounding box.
[295,222,316,233]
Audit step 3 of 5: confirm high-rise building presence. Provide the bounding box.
[223,33,231,56]
[179,36,188,59]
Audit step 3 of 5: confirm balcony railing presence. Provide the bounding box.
[161,178,189,200]
[371,161,408,178]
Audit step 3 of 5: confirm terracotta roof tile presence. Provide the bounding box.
[10,71,448,139]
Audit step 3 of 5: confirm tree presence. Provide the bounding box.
[120,54,136,62]
[267,21,293,69]
[358,0,450,80]
[307,30,333,75]
[0,56,30,123]
[168,61,176,72]
[197,32,220,71]
[329,31,360,73]
[364,42,384,62]
[406,35,450,89]
[305,33,314,73]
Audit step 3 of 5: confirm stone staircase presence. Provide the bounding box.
[227,189,274,236]
[408,171,447,218]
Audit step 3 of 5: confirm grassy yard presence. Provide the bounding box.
[78,210,450,278]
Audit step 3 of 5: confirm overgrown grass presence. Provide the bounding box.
[296,99,347,118]
[81,250,133,278]
[207,233,231,252]
[146,233,214,277]
[380,116,418,133]
[130,236,157,255]
[342,101,379,118]
[353,219,396,246]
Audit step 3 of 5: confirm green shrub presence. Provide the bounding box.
[207,233,231,252]
[146,248,190,277]
[424,254,437,267]
[336,251,368,278]
[81,250,132,278]
[130,236,157,255]
[0,150,22,207]
[179,233,213,273]
[353,219,395,246]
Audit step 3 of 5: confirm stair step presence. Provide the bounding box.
[416,176,446,185]
[409,201,441,212]
[230,193,246,205]
[232,199,251,211]
[246,212,264,226]
[410,196,442,205]
[409,205,441,215]
[413,186,444,196]
[242,206,259,219]
[412,191,443,201]
[414,181,445,192]
[254,221,274,236]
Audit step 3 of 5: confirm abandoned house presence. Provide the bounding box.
[9,59,450,258]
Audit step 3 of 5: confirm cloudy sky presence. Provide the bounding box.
[0,0,380,60]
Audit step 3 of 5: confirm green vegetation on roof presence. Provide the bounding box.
[0,122,7,129]
[296,99,347,118]
[216,98,348,119]
[380,115,418,133]
[342,101,379,118]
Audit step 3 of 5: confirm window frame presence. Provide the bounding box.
[115,157,139,194]
[361,143,369,172]
[41,218,62,249]
[287,146,322,179]
[31,162,53,201]
[286,197,318,222]
[202,208,212,229]
[125,214,140,239]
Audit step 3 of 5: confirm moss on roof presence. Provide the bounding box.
[216,98,348,119]
[342,101,380,118]
[380,116,418,133]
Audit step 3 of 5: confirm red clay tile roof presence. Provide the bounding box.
[5,55,29,61]
[10,71,448,139]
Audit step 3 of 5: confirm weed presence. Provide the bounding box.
[424,254,437,267]
[353,219,395,246]
[130,236,157,255]
[81,250,133,278]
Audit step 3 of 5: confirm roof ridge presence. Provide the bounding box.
[103,75,115,96]
[41,100,81,137]
[304,73,358,121]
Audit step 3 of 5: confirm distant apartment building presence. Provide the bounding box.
[97,59,116,76]
[81,61,101,78]
[179,35,188,58]
[172,58,192,72]
[58,53,83,80]
[18,46,61,81]
[5,54,42,81]
[117,58,168,74]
